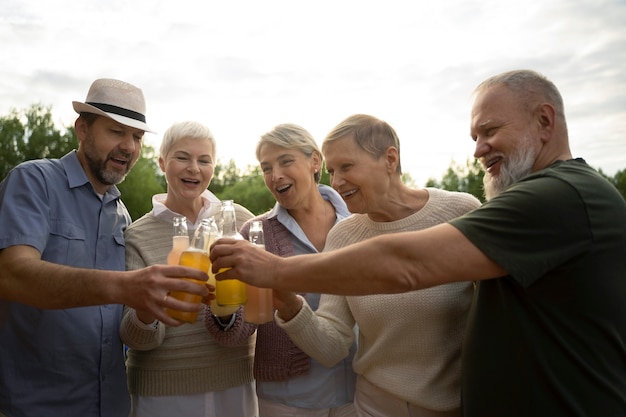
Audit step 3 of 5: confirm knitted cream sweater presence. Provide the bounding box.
[120,206,256,396]
[276,188,481,410]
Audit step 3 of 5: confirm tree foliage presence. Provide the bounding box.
[117,147,166,220]
[3,105,624,223]
[0,104,75,180]
[426,159,486,202]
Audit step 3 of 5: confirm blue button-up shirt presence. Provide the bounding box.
[0,151,130,417]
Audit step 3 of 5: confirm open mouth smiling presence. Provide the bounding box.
[276,184,291,194]
[483,156,502,172]
[341,189,357,199]
[182,178,200,185]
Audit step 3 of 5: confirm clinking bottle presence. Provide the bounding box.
[167,216,189,266]
[243,221,274,324]
[166,218,211,323]
[206,216,239,316]
[215,200,248,306]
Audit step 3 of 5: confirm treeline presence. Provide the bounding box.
[2,105,624,219]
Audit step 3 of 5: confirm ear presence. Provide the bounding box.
[74,117,88,145]
[311,151,322,173]
[385,146,400,173]
[536,103,557,144]
[158,156,166,173]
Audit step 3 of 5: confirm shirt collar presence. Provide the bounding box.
[61,150,121,199]
[151,189,222,230]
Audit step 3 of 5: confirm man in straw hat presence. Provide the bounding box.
[0,79,210,417]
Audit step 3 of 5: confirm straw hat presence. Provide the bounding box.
[72,78,154,133]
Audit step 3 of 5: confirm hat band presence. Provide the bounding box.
[86,102,147,123]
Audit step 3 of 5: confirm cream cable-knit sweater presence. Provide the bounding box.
[276,188,481,410]
[120,205,256,396]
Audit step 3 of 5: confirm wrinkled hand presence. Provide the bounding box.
[272,289,302,322]
[123,264,210,326]
[209,238,281,288]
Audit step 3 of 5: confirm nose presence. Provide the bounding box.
[473,137,490,159]
[187,159,200,173]
[271,166,284,182]
[119,133,137,154]
[330,172,343,190]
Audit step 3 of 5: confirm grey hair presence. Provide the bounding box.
[474,69,566,122]
[256,123,323,183]
[159,121,216,159]
[322,114,402,175]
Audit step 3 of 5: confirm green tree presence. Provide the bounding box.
[0,104,75,180]
[118,145,166,220]
[221,165,275,214]
[426,159,485,202]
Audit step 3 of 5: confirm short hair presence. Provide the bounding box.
[78,112,100,127]
[322,114,402,175]
[474,69,566,122]
[159,121,216,159]
[256,123,323,183]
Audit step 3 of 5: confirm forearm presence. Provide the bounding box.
[273,235,419,294]
[272,224,503,295]
[276,295,354,367]
[0,252,123,309]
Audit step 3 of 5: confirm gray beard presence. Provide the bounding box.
[483,137,536,201]
[83,137,131,186]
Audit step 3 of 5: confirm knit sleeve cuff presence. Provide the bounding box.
[275,295,312,329]
[205,305,257,346]
[119,309,165,351]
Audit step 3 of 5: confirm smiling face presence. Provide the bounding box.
[258,142,320,210]
[159,136,215,205]
[470,85,540,200]
[75,115,144,194]
[324,135,390,215]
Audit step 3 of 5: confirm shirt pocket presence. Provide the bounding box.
[45,218,88,266]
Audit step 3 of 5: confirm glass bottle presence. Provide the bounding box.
[167,216,189,266]
[166,218,211,323]
[215,200,247,306]
[206,216,239,316]
[244,221,274,324]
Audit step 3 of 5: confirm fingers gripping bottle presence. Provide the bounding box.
[167,216,189,266]
[215,200,248,306]
[206,216,239,316]
[166,218,211,323]
[243,221,274,324]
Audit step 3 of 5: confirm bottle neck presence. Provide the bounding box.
[221,211,239,237]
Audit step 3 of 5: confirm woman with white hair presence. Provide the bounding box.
[120,121,257,417]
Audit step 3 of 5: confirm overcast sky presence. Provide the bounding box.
[2,0,625,186]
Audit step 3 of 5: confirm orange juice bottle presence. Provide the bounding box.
[215,200,247,306]
[206,216,239,316]
[244,221,273,324]
[167,216,189,266]
[166,219,210,323]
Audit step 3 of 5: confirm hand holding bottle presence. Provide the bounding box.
[243,221,274,324]
[166,218,211,323]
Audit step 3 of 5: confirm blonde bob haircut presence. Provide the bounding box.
[256,123,323,183]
